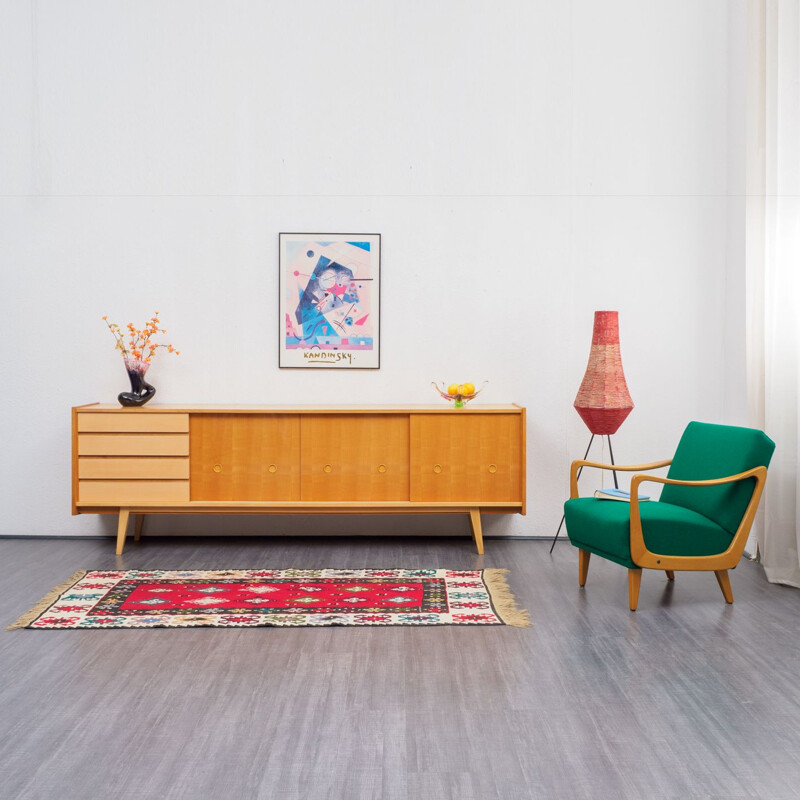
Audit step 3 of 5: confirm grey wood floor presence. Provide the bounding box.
[1,534,799,800]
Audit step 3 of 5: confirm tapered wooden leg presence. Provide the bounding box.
[116,509,131,556]
[469,509,484,555]
[578,549,591,587]
[134,514,145,543]
[715,569,734,603]
[665,570,675,581]
[628,569,642,611]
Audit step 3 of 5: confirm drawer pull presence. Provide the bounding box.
[323,464,333,473]
[213,464,222,473]
[268,464,277,474]
[488,464,498,474]
[433,464,443,474]
[377,464,387,473]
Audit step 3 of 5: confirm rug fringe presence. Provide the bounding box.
[484,568,531,627]
[6,570,88,630]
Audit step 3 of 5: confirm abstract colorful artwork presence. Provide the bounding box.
[279,232,381,368]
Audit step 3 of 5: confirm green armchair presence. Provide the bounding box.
[563,422,775,610]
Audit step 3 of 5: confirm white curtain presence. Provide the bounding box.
[746,0,800,587]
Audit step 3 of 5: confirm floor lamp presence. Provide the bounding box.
[550,311,633,553]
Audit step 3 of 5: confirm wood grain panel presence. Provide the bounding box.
[300,415,410,501]
[410,414,522,502]
[77,412,189,433]
[190,414,300,501]
[78,434,189,456]
[78,457,189,480]
[78,481,190,505]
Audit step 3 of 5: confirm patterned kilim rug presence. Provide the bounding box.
[8,568,530,629]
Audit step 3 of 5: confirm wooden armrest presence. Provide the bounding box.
[630,467,765,492]
[569,459,672,499]
[628,466,769,570]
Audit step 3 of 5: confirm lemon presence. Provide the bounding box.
[447,383,459,395]
[463,382,475,395]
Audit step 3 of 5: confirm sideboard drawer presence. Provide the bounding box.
[78,434,190,456]
[77,412,189,433]
[78,457,189,480]
[410,414,522,502]
[78,480,189,505]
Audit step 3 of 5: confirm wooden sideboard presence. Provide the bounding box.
[72,404,526,555]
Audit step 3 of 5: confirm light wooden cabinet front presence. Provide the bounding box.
[78,434,189,456]
[73,404,525,556]
[410,414,523,503]
[190,414,300,501]
[79,481,190,505]
[300,415,410,501]
[76,410,190,505]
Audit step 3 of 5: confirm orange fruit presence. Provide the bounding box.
[447,383,459,395]
[463,382,475,395]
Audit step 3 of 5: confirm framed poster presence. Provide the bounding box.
[279,232,381,369]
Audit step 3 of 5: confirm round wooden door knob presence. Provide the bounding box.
[378,464,387,473]
[323,464,333,473]
[213,464,222,473]
[268,465,277,473]
[433,464,443,474]
[488,464,498,473]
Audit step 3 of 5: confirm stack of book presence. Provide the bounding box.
[593,488,650,502]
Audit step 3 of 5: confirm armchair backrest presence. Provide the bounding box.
[660,422,775,535]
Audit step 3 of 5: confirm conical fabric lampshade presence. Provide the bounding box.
[573,311,633,435]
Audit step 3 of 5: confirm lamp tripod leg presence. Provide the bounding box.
[550,434,595,554]
[549,515,566,555]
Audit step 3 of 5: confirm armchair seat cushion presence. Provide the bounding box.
[564,498,733,569]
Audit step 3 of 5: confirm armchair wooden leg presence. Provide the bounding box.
[665,570,675,581]
[578,549,590,587]
[628,569,642,611]
[715,569,734,603]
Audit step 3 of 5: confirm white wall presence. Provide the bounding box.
[0,0,747,539]
[725,0,749,426]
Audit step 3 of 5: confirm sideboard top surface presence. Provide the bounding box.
[75,403,525,414]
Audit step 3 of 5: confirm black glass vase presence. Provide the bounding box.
[118,358,156,407]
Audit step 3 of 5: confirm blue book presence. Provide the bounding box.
[593,487,650,502]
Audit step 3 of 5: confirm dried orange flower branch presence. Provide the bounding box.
[102,312,180,363]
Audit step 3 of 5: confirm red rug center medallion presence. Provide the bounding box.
[118,580,431,613]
